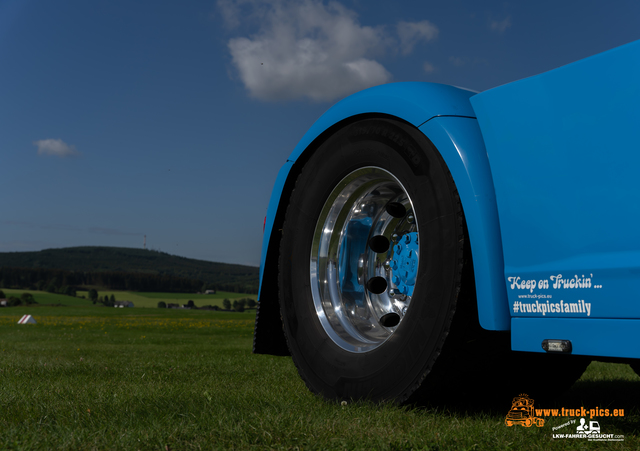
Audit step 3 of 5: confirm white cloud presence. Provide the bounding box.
[397,20,438,55]
[490,16,512,33]
[219,1,444,102]
[449,56,465,67]
[216,0,255,29]
[423,61,436,73]
[33,138,80,157]
[217,0,240,28]
[221,0,395,102]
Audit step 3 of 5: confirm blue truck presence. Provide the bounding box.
[253,39,640,403]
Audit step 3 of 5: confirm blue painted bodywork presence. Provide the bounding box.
[258,39,640,360]
[512,318,640,359]
[419,116,509,330]
[338,217,371,299]
[471,39,640,357]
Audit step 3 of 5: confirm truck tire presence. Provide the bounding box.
[278,118,465,403]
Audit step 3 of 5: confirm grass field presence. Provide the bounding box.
[1,305,639,450]
[2,289,256,309]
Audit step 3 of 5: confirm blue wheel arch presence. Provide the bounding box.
[253,82,510,356]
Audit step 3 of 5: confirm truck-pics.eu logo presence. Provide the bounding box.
[505,394,544,427]
[504,394,625,442]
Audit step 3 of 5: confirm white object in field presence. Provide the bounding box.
[18,315,36,324]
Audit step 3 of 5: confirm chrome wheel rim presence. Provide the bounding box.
[310,167,419,353]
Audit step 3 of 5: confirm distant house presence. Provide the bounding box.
[167,303,179,309]
[205,290,216,294]
[114,301,134,308]
[0,299,7,307]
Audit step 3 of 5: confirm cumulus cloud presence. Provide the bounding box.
[222,0,394,102]
[490,15,512,33]
[449,56,465,67]
[423,61,436,73]
[217,0,240,28]
[397,20,438,55]
[33,138,80,157]
[217,0,260,29]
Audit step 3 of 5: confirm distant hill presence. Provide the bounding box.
[0,246,259,293]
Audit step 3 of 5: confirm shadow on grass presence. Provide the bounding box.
[554,379,640,435]
[411,371,640,434]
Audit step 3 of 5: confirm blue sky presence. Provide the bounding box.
[1,0,639,266]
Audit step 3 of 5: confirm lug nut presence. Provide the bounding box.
[368,235,390,253]
[366,276,388,294]
[380,312,401,328]
[385,202,407,219]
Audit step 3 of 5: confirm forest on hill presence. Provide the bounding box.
[0,246,259,294]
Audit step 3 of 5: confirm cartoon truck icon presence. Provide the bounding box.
[587,421,601,434]
[577,419,601,435]
[505,395,545,427]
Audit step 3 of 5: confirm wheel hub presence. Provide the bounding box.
[391,232,419,297]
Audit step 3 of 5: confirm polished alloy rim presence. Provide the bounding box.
[310,167,420,353]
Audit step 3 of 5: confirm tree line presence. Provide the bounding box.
[0,290,37,306]
[0,267,257,294]
[155,297,257,312]
[88,290,117,306]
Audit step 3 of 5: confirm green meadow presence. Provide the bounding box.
[0,298,638,450]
